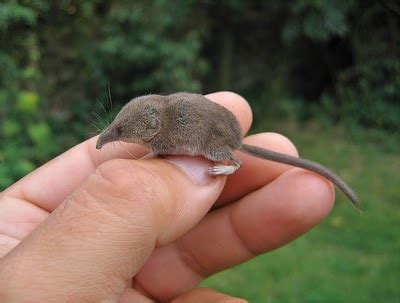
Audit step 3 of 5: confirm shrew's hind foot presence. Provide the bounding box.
[208,159,242,176]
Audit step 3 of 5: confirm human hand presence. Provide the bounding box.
[0,92,334,302]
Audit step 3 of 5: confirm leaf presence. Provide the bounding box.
[17,91,40,115]
[2,119,21,137]
[28,122,52,147]
[14,159,36,175]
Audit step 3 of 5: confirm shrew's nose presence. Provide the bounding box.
[96,128,115,149]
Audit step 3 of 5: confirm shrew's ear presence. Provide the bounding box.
[142,105,161,141]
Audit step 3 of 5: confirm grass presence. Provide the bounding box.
[202,119,400,302]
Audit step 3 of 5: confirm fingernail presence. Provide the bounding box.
[166,156,219,186]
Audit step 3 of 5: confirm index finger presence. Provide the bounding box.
[4,92,253,211]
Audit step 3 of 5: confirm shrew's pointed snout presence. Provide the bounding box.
[95,138,104,150]
[96,128,116,149]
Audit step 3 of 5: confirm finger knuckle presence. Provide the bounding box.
[62,157,185,239]
[94,159,160,204]
[69,160,148,219]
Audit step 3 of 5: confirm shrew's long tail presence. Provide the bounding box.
[240,144,361,211]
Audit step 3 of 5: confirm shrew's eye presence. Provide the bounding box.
[116,126,123,136]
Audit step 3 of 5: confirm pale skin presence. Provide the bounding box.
[0,92,334,302]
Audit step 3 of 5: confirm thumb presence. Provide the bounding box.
[0,157,225,302]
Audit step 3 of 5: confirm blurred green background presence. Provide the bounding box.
[0,0,399,302]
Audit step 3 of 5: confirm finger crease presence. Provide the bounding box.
[175,240,209,278]
[228,207,257,258]
[132,278,158,302]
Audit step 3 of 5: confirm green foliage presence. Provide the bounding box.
[17,91,40,115]
[96,1,207,95]
[248,0,400,132]
[283,0,353,43]
[0,87,88,188]
[2,119,21,137]
[28,122,52,148]
[0,2,36,29]
[336,57,400,131]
